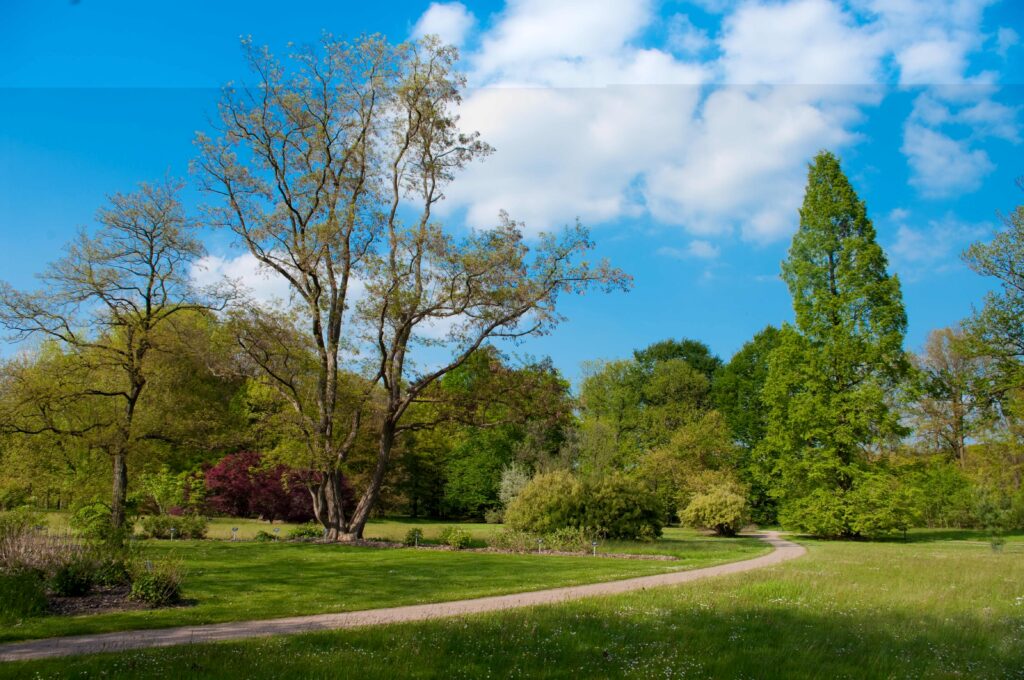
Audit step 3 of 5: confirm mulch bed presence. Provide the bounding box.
[48,585,149,617]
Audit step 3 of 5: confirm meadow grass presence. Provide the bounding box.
[4,532,1021,679]
[0,526,765,644]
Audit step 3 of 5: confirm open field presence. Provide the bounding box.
[0,524,766,644]
[3,532,1021,679]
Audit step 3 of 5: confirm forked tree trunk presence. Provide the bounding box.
[325,426,396,542]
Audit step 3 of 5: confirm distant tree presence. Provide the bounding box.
[634,338,722,382]
[963,179,1024,370]
[0,181,228,530]
[760,150,908,537]
[908,327,991,466]
[713,325,782,451]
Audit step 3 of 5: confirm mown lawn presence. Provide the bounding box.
[5,532,1021,679]
[0,527,766,644]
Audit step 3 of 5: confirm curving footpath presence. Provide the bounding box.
[0,531,804,663]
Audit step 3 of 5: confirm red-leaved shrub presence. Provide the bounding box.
[205,452,326,523]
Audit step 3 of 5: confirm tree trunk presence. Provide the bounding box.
[339,426,395,541]
[111,446,128,530]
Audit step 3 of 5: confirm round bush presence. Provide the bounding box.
[503,471,583,535]
[439,526,472,549]
[505,471,664,540]
[682,485,749,536]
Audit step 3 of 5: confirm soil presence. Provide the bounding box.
[47,585,149,617]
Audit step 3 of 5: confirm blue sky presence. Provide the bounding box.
[1,0,1022,382]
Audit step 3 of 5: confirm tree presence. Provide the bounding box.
[908,327,991,466]
[198,35,628,540]
[962,179,1024,370]
[760,150,908,537]
[713,325,782,452]
[633,338,722,383]
[0,181,226,530]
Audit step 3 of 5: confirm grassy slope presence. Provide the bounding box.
[5,532,1022,679]
[0,526,765,643]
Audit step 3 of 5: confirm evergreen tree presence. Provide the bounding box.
[760,150,908,536]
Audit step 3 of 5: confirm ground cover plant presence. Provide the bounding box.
[3,532,1020,679]
[0,528,766,643]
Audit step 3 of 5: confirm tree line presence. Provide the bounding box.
[1,34,1021,540]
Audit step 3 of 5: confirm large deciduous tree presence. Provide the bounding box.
[0,181,225,529]
[197,34,628,541]
[759,150,908,536]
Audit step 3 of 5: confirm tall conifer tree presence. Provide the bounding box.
[758,151,907,536]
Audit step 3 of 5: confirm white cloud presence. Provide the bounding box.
[658,239,721,260]
[996,27,1019,58]
[191,253,293,307]
[902,122,994,197]
[409,0,1013,246]
[667,14,712,56]
[412,2,475,48]
[887,210,989,280]
[720,0,886,85]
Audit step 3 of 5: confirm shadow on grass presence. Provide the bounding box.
[5,602,1020,679]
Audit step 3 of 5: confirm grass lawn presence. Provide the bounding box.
[0,525,766,644]
[4,530,1021,679]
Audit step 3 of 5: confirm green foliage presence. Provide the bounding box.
[49,557,97,596]
[0,570,47,623]
[682,486,750,536]
[633,338,722,383]
[780,471,923,538]
[253,530,279,543]
[403,528,424,546]
[438,526,472,549]
[504,471,583,535]
[505,471,663,540]
[543,526,593,552]
[760,151,908,535]
[581,474,663,539]
[287,523,324,540]
[69,501,124,543]
[962,183,1024,363]
[139,514,209,540]
[130,559,184,606]
[487,528,537,552]
[483,508,504,524]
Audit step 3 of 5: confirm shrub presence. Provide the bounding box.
[49,556,99,596]
[504,471,583,535]
[505,471,664,540]
[439,526,472,549]
[130,560,184,606]
[544,526,592,552]
[139,514,209,540]
[483,507,504,524]
[581,474,664,540]
[205,451,344,523]
[0,570,47,623]
[488,528,536,552]
[69,502,118,543]
[178,515,209,540]
[403,528,424,547]
[253,530,278,543]
[682,485,750,536]
[287,522,324,540]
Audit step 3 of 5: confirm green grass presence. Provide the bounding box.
[0,526,766,644]
[5,531,1022,679]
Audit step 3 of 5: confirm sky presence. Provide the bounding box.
[1,0,1022,383]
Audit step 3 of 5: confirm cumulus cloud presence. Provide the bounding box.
[191,253,293,308]
[412,2,475,48]
[887,210,989,280]
[410,0,1013,245]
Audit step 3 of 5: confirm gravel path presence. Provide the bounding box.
[0,531,804,662]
